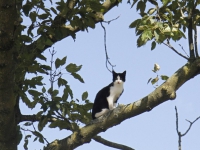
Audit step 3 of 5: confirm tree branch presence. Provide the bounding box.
[24,0,120,66]
[93,135,135,150]
[162,41,189,60]
[194,26,199,57]
[44,59,200,150]
[19,114,57,123]
[175,106,200,150]
[187,5,195,59]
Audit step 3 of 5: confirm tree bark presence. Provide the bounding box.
[0,0,18,149]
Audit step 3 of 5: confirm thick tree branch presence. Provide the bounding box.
[19,114,57,123]
[44,59,200,150]
[93,135,134,150]
[187,6,195,59]
[194,26,199,57]
[24,0,120,66]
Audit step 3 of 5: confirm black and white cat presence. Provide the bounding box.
[92,70,126,119]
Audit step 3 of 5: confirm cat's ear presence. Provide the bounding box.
[112,70,116,74]
[122,71,126,75]
[122,71,126,82]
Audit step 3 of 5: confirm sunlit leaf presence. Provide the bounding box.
[161,75,169,80]
[151,76,159,85]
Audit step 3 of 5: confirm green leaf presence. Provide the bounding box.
[147,78,152,84]
[162,0,171,6]
[55,58,61,69]
[62,88,69,101]
[71,73,84,83]
[38,13,49,20]
[52,90,59,97]
[24,135,31,149]
[137,1,146,13]
[151,76,159,85]
[44,38,53,46]
[151,41,156,50]
[154,31,159,41]
[82,91,88,100]
[58,77,68,87]
[50,7,57,14]
[49,120,71,130]
[28,90,42,97]
[161,75,169,80]
[42,87,46,93]
[38,116,48,131]
[65,85,73,99]
[60,56,67,66]
[22,3,32,16]
[129,19,141,28]
[148,8,156,15]
[24,122,32,126]
[66,63,82,73]
[30,11,37,22]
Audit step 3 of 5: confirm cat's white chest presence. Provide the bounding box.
[110,84,123,100]
[107,83,124,110]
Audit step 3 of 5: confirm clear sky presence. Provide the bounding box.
[19,1,200,150]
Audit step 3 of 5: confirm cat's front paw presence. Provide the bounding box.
[109,104,114,110]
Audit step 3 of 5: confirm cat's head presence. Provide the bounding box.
[112,70,126,84]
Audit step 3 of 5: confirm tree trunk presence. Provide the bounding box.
[0,0,18,149]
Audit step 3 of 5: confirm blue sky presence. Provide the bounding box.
[19,1,200,150]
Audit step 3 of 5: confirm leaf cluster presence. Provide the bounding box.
[129,0,200,49]
[20,53,93,146]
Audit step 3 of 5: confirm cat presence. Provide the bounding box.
[92,70,126,119]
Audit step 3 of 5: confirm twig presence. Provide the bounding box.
[182,116,200,136]
[175,106,200,150]
[49,48,56,95]
[21,126,49,144]
[100,22,116,72]
[93,135,135,150]
[178,44,189,57]
[163,41,188,60]
[103,15,120,24]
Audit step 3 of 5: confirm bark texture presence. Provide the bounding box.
[0,0,18,149]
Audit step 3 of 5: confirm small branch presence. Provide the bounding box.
[178,44,189,57]
[175,106,181,150]
[93,135,135,150]
[163,41,189,60]
[100,22,116,72]
[103,15,120,24]
[182,116,200,136]
[21,127,49,144]
[175,106,200,150]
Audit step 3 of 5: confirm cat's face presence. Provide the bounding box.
[112,70,126,84]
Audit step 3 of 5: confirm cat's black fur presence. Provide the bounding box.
[92,70,126,119]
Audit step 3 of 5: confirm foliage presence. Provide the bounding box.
[21,50,92,146]
[147,63,169,87]
[129,0,200,49]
